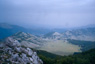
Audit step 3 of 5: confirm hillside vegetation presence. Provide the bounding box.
[37,49,95,64]
[68,39,95,51]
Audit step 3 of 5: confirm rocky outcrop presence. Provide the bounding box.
[0,37,43,64]
[12,32,45,48]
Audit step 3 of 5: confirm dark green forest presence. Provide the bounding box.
[37,49,95,64]
[67,39,95,51]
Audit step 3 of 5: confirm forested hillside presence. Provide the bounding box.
[68,39,95,51]
[37,49,95,64]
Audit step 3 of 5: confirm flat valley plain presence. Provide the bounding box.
[39,40,81,56]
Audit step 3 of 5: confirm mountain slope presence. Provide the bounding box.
[0,23,27,39]
[38,49,95,64]
[0,23,51,39]
[67,39,95,51]
[62,27,95,41]
[1,37,94,64]
[44,32,63,40]
[44,27,95,41]
[0,37,43,64]
[11,32,45,48]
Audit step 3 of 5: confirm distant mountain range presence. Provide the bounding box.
[44,27,95,41]
[0,23,51,39]
[62,28,95,41]
[1,23,95,40]
[0,23,27,39]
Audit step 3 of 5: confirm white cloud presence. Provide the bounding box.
[0,0,95,28]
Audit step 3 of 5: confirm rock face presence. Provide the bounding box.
[0,37,43,64]
[12,32,45,48]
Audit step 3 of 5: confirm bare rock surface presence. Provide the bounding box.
[0,37,43,64]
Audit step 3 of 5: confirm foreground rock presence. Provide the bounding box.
[0,37,43,64]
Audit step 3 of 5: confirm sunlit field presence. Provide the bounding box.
[40,40,81,56]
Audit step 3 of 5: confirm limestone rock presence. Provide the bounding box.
[0,37,43,64]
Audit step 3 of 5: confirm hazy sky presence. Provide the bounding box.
[0,0,95,28]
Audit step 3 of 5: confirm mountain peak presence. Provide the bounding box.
[14,31,27,36]
[53,32,61,36]
[13,31,36,38]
